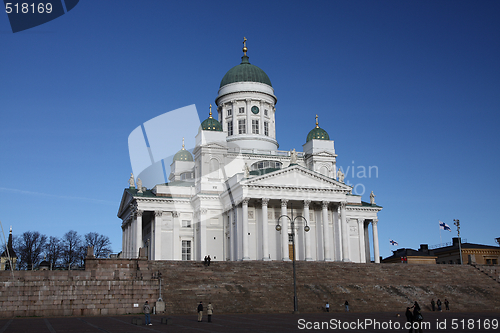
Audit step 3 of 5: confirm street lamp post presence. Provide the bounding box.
[453,219,463,265]
[276,214,310,314]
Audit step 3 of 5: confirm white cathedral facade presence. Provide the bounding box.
[117,41,382,263]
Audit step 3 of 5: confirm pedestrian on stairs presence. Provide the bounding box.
[325,302,330,312]
[344,300,349,312]
[431,299,435,311]
[437,299,442,311]
[143,301,152,326]
[197,301,203,322]
[207,302,213,322]
[444,299,450,310]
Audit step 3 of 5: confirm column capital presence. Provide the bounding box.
[372,219,378,226]
[136,210,143,217]
[242,198,250,205]
[281,199,289,207]
[171,211,179,218]
[339,202,346,209]
[304,200,311,207]
[357,218,365,225]
[322,201,329,209]
[245,98,252,103]
[154,210,163,217]
[262,198,270,206]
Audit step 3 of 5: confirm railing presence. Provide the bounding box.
[227,147,304,157]
[429,239,467,249]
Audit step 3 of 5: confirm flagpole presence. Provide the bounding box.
[439,226,442,246]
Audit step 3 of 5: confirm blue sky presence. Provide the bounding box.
[1,1,499,258]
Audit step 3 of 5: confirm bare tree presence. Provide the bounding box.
[44,236,62,269]
[61,230,83,269]
[84,232,112,258]
[13,231,47,270]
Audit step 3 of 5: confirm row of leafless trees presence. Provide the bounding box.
[10,230,112,270]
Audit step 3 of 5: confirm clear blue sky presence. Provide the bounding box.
[1,1,499,258]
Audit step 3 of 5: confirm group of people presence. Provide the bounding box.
[324,301,349,312]
[405,301,424,333]
[197,301,214,322]
[430,298,450,311]
[203,255,212,266]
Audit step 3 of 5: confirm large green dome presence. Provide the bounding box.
[220,55,272,88]
[173,148,193,162]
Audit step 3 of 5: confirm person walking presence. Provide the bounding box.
[344,300,349,312]
[207,302,213,322]
[197,301,203,322]
[444,299,450,311]
[143,301,152,326]
[413,304,423,333]
[405,307,414,333]
[431,299,435,311]
[437,299,442,312]
[325,302,330,312]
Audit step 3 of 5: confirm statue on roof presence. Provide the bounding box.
[129,173,135,188]
[337,168,344,183]
[243,163,250,178]
[137,178,143,193]
[370,191,376,205]
[290,149,298,164]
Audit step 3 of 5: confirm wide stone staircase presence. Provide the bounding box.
[150,261,500,314]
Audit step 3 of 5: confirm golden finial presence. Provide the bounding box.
[243,37,248,56]
[209,104,213,118]
[315,114,319,128]
[182,137,185,150]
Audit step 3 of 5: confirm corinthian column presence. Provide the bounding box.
[153,211,162,260]
[135,210,143,258]
[262,198,270,260]
[357,219,366,263]
[281,199,289,261]
[340,203,350,261]
[242,198,250,260]
[304,200,312,261]
[322,201,332,261]
[372,219,380,263]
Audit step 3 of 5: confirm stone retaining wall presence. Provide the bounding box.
[1,259,499,318]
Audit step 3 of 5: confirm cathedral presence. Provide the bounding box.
[117,40,382,263]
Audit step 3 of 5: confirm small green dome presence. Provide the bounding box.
[173,148,193,162]
[306,115,330,142]
[200,117,223,132]
[220,55,272,88]
[307,127,330,141]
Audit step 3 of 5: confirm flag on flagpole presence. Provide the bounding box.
[390,239,398,246]
[439,220,451,231]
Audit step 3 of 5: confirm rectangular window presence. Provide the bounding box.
[264,122,269,136]
[227,121,233,136]
[182,220,191,228]
[239,107,245,114]
[227,109,232,116]
[264,109,268,116]
[238,119,246,134]
[252,119,259,134]
[182,240,191,260]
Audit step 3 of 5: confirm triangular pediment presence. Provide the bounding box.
[245,165,351,192]
[117,189,134,218]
